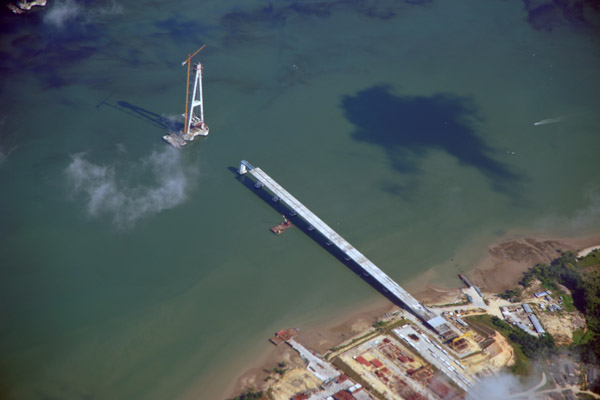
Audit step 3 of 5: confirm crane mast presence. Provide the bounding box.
[182,44,206,135]
[163,44,209,149]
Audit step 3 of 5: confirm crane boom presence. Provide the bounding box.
[181,44,206,66]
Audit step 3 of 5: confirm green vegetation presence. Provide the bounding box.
[374,318,409,333]
[490,316,555,358]
[572,328,593,346]
[576,394,597,400]
[508,342,532,377]
[517,251,600,363]
[383,318,409,331]
[263,361,287,377]
[467,314,536,376]
[498,287,523,302]
[231,388,264,400]
[562,294,576,312]
[372,320,388,329]
[578,249,600,268]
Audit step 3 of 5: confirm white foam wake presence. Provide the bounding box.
[533,117,562,126]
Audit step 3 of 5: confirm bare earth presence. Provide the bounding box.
[228,234,600,398]
[470,235,600,293]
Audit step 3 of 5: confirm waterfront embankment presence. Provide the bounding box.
[227,232,600,398]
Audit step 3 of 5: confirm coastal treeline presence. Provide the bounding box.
[506,250,600,363]
[230,389,264,400]
[489,316,556,358]
[468,314,555,376]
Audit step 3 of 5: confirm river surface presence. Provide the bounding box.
[1,1,599,399]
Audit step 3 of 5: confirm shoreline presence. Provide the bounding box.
[578,245,600,258]
[226,232,600,398]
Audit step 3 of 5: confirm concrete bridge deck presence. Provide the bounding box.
[238,160,439,323]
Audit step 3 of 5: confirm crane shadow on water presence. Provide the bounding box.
[97,94,183,133]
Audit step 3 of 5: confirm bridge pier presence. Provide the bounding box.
[238,160,458,339]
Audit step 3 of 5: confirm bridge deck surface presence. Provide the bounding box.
[248,167,436,322]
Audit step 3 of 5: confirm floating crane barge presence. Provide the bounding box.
[271,215,292,235]
[238,160,458,339]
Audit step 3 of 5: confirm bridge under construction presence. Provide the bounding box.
[238,160,456,339]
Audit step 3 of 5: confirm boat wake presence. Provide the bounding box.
[533,117,562,126]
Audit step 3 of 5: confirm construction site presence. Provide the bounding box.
[337,333,461,400]
[255,295,534,400]
[234,160,519,399]
[232,161,598,400]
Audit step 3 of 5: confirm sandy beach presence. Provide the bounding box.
[227,232,600,398]
[577,245,600,258]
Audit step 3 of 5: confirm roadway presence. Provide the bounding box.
[393,325,475,393]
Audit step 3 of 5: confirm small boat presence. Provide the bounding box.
[271,215,292,235]
[254,181,263,189]
[289,210,297,217]
[272,195,280,203]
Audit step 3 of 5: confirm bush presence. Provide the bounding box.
[231,389,264,400]
[490,316,555,358]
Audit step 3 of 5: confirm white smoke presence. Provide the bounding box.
[468,371,552,400]
[44,0,82,28]
[467,373,523,399]
[65,147,195,229]
[43,0,123,28]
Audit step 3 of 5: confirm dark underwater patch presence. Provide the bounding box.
[220,0,433,39]
[522,0,600,31]
[341,86,523,197]
[153,16,215,44]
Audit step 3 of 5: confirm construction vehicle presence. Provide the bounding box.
[451,332,472,348]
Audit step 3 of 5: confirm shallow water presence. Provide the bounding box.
[1,1,599,399]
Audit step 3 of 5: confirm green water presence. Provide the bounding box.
[1,1,599,398]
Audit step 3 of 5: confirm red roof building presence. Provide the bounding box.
[333,390,355,400]
[429,381,453,399]
[371,359,384,368]
[355,356,370,367]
